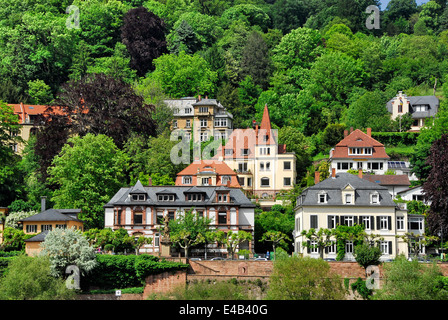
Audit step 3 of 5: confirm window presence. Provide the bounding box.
[414,105,427,112]
[284,177,291,186]
[218,212,227,224]
[345,194,353,204]
[348,148,372,155]
[172,120,177,128]
[154,233,160,247]
[214,119,228,127]
[310,215,318,229]
[344,216,354,227]
[378,216,390,230]
[218,194,228,202]
[328,215,337,229]
[202,177,210,185]
[398,104,403,113]
[261,177,270,187]
[238,177,245,186]
[266,162,270,171]
[116,210,122,225]
[200,132,208,142]
[408,217,424,232]
[318,193,327,203]
[168,211,175,220]
[241,148,250,156]
[134,212,143,224]
[157,212,164,224]
[158,194,175,201]
[368,162,384,170]
[185,108,192,114]
[260,162,264,171]
[200,119,208,128]
[345,241,354,254]
[337,162,353,170]
[224,148,233,156]
[412,194,424,201]
[183,176,192,184]
[260,147,270,155]
[380,241,392,255]
[56,224,66,229]
[310,240,319,254]
[26,225,37,233]
[238,163,248,172]
[327,242,337,254]
[199,107,208,113]
[397,216,405,231]
[221,176,231,185]
[371,193,379,204]
[284,161,291,170]
[247,177,252,187]
[187,193,203,201]
[186,120,191,128]
[132,194,146,201]
[42,224,52,232]
[361,216,371,230]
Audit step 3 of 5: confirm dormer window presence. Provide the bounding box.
[318,192,327,203]
[183,176,192,184]
[132,194,146,201]
[187,193,203,201]
[345,194,353,204]
[157,194,175,201]
[371,192,379,204]
[218,194,228,202]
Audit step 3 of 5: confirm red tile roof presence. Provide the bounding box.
[176,160,241,187]
[362,174,411,186]
[10,103,66,124]
[332,129,389,159]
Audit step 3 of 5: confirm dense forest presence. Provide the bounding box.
[1,0,448,229]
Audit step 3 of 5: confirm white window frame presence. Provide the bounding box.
[397,216,405,231]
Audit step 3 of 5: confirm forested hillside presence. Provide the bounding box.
[1,0,448,219]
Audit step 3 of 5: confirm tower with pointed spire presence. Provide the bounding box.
[214,104,297,208]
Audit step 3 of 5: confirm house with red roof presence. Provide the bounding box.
[329,128,390,175]
[214,104,297,208]
[175,160,241,188]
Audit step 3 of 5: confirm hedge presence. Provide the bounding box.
[371,132,419,146]
[81,254,188,290]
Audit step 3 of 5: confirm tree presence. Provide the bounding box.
[40,227,97,278]
[0,254,75,300]
[48,133,129,229]
[300,228,334,259]
[397,232,439,259]
[168,20,201,55]
[54,73,156,149]
[267,255,346,300]
[261,231,291,259]
[353,241,382,270]
[373,254,448,300]
[121,6,167,76]
[422,134,448,238]
[214,230,253,259]
[27,79,53,104]
[168,209,212,258]
[147,51,218,98]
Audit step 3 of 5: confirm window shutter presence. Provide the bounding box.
[371,216,375,229]
[388,241,392,255]
[377,216,381,230]
[307,241,310,253]
[328,215,332,229]
[354,216,358,225]
[387,216,392,230]
[336,216,340,226]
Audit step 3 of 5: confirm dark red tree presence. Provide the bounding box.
[34,73,156,181]
[423,134,448,238]
[121,6,167,77]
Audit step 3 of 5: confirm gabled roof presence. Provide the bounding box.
[331,129,389,159]
[129,180,147,194]
[177,160,236,176]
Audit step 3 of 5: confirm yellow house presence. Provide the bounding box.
[20,208,84,256]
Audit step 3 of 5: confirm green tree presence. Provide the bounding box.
[261,231,291,258]
[26,79,53,104]
[373,254,448,300]
[48,134,128,229]
[267,256,346,300]
[214,230,253,260]
[40,227,97,278]
[353,241,382,270]
[0,254,75,300]
[168,209,212,258]
[148,51,218,98]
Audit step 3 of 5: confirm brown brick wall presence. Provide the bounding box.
[142,270,187,299]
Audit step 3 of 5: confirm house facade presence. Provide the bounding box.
[329,128,390,175]
[214,104,297,208]
[164,96,233,143]
[293,170,425,261]
[386,91,439,132]
[175,160,241,188]
[20,199,84,256]
[104,181,256,257]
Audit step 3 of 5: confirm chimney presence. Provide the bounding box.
[148,177,152,186]
[314,171,320,184]
[344,130,348,137]
[366,128,371,137]
[198,94,201,101]
[358,169,363,179]
[332,168,336,179]
[41,196,47,212]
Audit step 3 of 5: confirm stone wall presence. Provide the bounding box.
[142,270,187,300]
